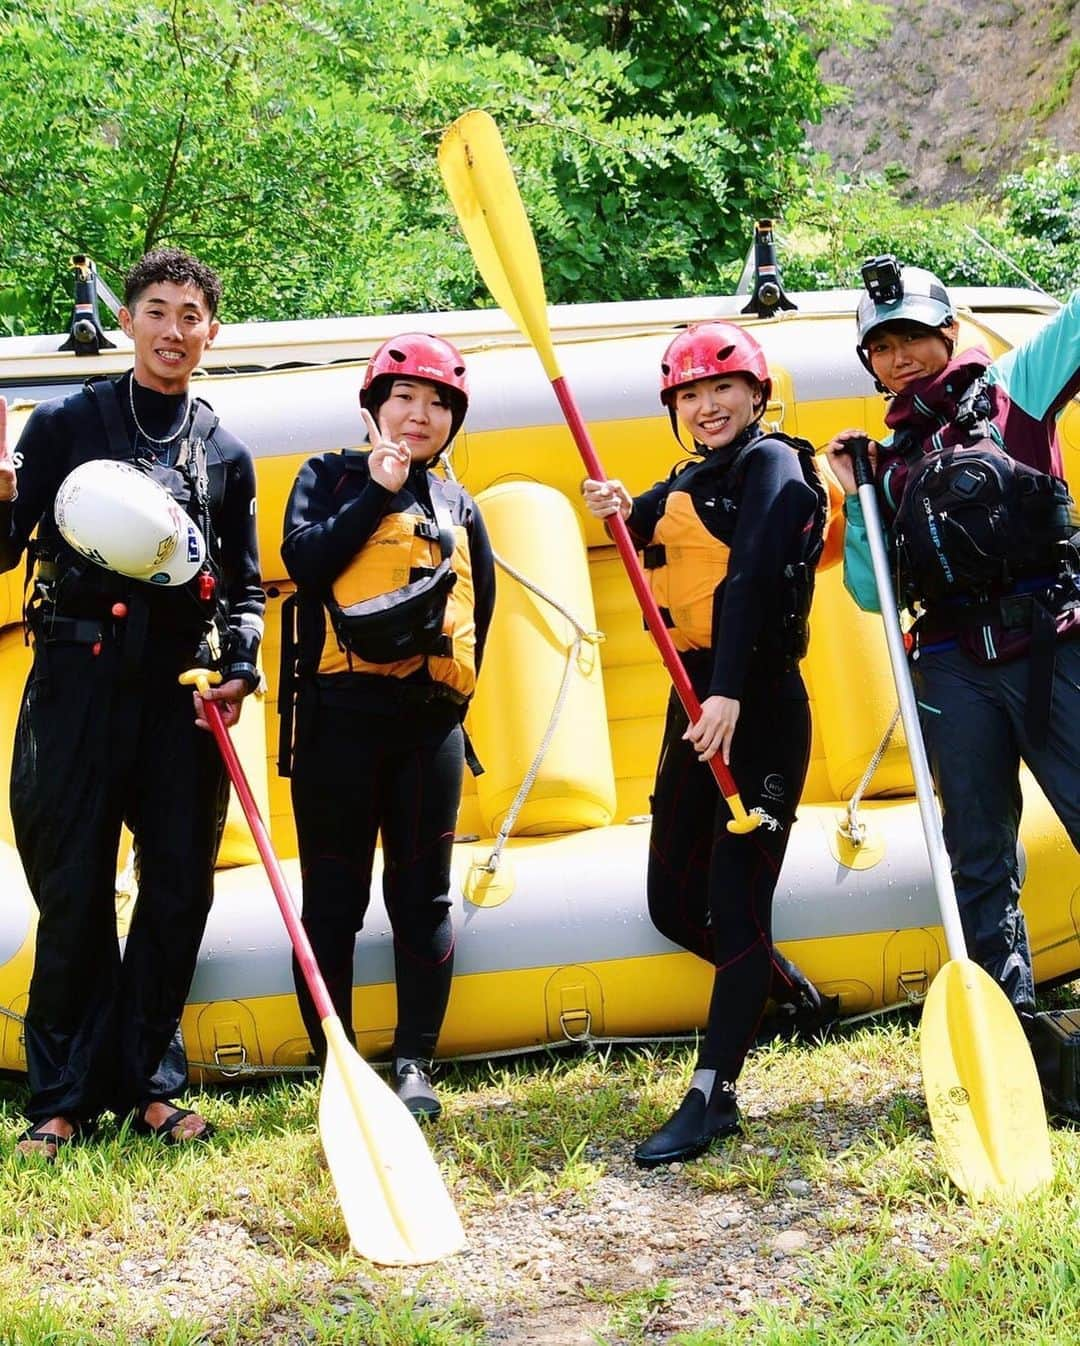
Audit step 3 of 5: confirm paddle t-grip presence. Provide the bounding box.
[848,435,874,489]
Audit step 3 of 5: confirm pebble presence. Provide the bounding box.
[773,1229,811,1254]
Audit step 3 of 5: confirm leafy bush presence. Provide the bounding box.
[779,151,1080,298]
[0,0,886,332]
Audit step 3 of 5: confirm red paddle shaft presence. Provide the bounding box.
[200,697,336,1023]
[551,376,754,822]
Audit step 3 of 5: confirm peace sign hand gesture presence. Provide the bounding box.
[361,407,411,494]
[0,399,17,503]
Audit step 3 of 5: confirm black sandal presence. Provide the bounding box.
[15,1120,91,1162]
[132,1105,215,1145]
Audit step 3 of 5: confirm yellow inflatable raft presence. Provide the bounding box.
[1,285,1078,1077]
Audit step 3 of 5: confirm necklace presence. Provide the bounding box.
[128,375,191,450]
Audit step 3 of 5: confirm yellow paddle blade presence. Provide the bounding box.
[438,110,561,381]
[318,1018,465,1265]
[920,958,1052,1201]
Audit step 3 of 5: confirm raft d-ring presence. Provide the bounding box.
[830,812,887,870]
[840,814,868,848]
[559,1009,592,1042]
[463,850,515,908]
[213,1044,248,1078]
[576,630,605,676]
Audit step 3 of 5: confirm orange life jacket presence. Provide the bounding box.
[646,491,730,651]
[319,504,476,700]
[643,433,829,656]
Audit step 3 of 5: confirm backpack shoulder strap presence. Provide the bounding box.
[758,429,816,456]
[428,474,456,562]
[188,396,219,445]
[83,376,132,459]
[757,431,829,563]
[172,396,220,562]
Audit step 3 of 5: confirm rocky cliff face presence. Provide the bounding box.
[808,0,1079,202]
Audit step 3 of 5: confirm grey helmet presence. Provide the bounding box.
[856,263,956,386]
[856,264,955,348]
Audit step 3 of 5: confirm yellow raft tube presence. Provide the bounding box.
[1,287,1078,1077]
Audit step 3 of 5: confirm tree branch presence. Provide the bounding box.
[143,105,188,251]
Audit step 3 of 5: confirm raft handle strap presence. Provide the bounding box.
[476,545,603,878]
[839,705,901,847]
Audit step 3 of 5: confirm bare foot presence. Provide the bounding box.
[139,1102,213,1143]
[16,1116,77,1160]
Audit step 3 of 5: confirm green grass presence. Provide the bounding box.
[2,1007,1080,1344]
[1035,38,1080,118]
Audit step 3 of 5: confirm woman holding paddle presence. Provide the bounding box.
[584,322,830,1166]
[826,261,1080,1122]
[281,333,495,1121]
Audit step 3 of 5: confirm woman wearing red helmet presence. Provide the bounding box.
[584,321,830,1165]
[281,333,495,1119]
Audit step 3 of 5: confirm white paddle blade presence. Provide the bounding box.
[921,958,1052,1201]
[318,1023,465,1266]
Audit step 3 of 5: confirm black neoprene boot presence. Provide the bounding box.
[767,953,840,1044]
[393,1058,441,1121]
[776,989,841,1044]
[634,1079,740,1168]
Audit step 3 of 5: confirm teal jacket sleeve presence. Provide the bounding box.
[841,494,881,613]
[986,290,1080,422]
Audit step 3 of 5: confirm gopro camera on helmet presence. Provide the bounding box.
[861,255,903,307]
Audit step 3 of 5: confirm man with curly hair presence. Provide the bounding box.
[0,248,264,1158]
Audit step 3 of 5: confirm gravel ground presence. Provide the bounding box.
[25,1060,960,1344]
[413,1083,932,1343]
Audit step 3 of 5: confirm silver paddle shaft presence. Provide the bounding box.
[853,445,968,961]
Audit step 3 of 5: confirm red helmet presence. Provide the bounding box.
[659,322,771,407]
[361,332,469,443]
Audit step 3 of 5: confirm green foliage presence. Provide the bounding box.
[778,151,1080,298]
[0,0,886,332]
[1034,38,1080,119]
[0,0,1073,335]
[456,0,888,301]
[0,0,405,328]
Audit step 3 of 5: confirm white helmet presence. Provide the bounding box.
[54,459,206,587]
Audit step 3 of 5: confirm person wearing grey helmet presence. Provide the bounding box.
[825,258,1080,1117]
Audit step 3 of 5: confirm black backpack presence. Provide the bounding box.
[893,438,1079,606]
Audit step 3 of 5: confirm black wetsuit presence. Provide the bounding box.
[628,428,822,1081]
[0,373,263,1123]
[282,452,495,1061]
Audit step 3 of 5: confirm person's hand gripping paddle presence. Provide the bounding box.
[437,109,766,835]
[180,669,465,1265]
[847,439,1052,1200]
